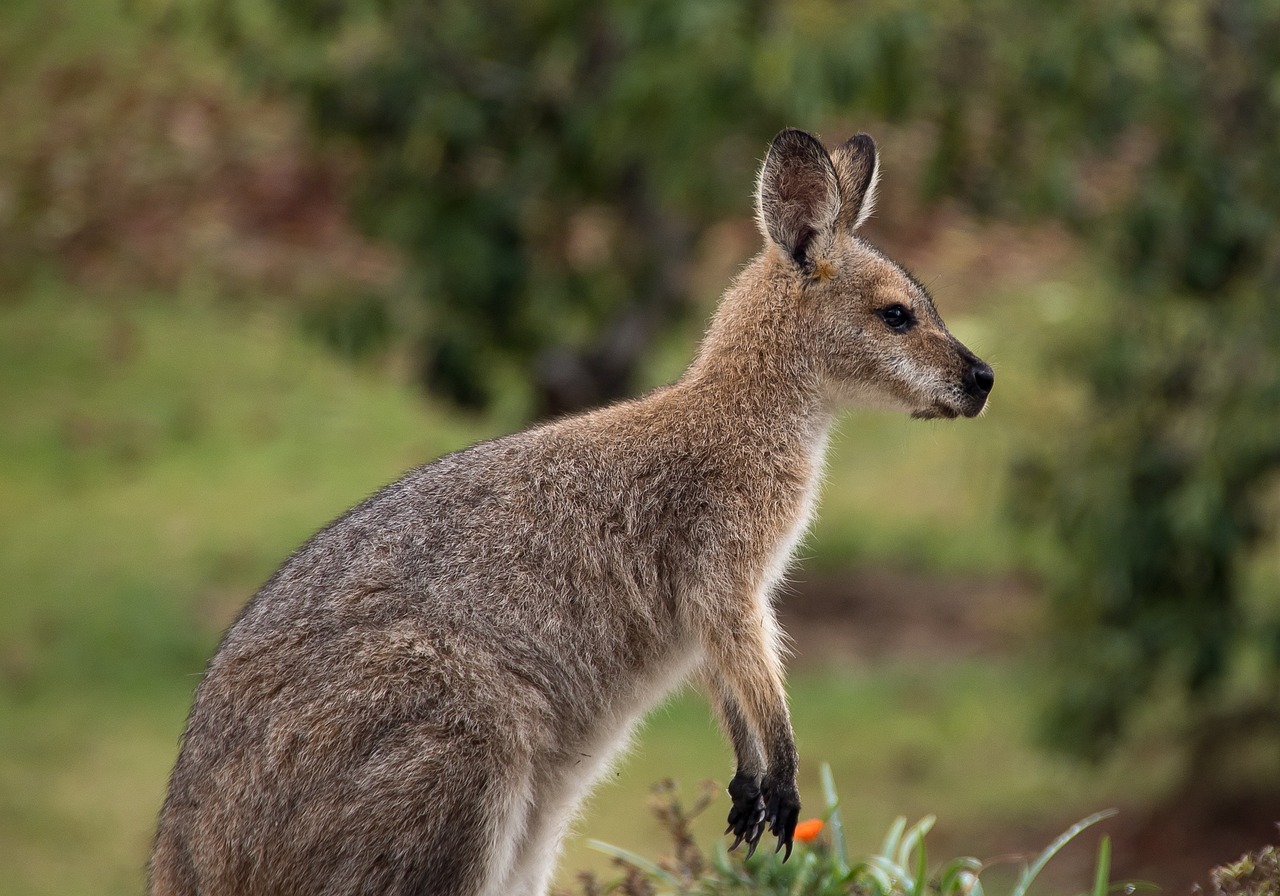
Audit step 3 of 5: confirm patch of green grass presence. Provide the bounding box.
[0,288,489,694]
[0,690,188,896]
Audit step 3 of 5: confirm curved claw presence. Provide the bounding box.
[760,778,801,862]
[725,771,768,857]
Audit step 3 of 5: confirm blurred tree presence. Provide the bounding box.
[215,0,818,415]
[924,0,1280,762]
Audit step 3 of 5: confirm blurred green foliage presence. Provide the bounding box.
[214,0,815,413]
[1016,291,1280,759]
[840,0,1280,762]
[963,2,1280,760]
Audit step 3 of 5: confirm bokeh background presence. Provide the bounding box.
[2,0,1278,892]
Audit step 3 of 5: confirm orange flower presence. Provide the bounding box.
[793,818,824,842]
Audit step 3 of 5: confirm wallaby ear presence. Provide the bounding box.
[756,129,840,266]
[829,133,879,232]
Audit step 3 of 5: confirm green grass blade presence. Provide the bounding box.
[710,839,755,884]
[938,858,984,896]
[586,839,680,885]
[912,836,929,896]
[880,816,907,863]
[942,855,977,890]
[1091,836,1111,896]
[1010,809,1118,896]
[898,815,936,870]
[849,857,895,894]
[867,853,912,883]
[711,841,740,878]
[820,761,848,873]
[788,851,819,896]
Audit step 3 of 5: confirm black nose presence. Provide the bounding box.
[968,360,994,396]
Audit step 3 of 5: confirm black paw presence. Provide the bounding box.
[724,771,767,858]
[762,776,800,862]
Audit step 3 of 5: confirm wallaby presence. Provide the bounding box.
[149,129,993,896]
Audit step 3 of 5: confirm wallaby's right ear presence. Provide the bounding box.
[757,129,840,267]
[829,133,879,232]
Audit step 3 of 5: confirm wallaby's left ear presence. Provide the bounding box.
[829,133,879,232]
[757,129,840,266]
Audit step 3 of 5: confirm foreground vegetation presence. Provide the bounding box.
[563,772,1121,896]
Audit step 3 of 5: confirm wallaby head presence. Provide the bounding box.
[753,129,993,418]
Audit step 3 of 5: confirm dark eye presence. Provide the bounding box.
[877,304,914,331]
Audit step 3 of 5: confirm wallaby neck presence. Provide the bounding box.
[679,253,833,454]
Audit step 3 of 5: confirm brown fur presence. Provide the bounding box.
[149,129,992,896]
